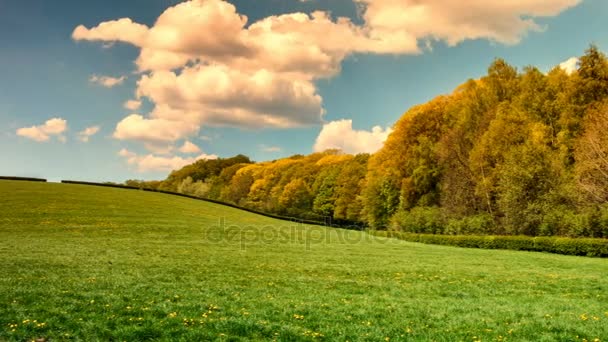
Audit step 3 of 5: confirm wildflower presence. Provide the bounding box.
[293,314,304,320]
[168,312,178,318]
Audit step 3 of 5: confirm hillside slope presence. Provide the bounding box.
[1,180,607,341]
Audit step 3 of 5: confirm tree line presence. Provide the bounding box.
[127,46,608,238]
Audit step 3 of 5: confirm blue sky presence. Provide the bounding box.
[1,0,606,182]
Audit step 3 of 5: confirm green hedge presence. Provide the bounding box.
[369,231,608,257]
[0,176,46,182]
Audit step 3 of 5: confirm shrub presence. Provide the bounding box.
[598,205,608,238]
[445,214,496,235]
[389,207,444,234]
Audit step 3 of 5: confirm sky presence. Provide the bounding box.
[1,0,607,182]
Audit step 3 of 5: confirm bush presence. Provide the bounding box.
[445,214,496,235]
[389,207,444,234]
[598,205,608,238]
[368,230,608,257]
[540,205,608,238]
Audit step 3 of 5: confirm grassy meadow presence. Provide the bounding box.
[0,180,607,341]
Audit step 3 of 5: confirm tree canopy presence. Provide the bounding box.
[133,45,608,238]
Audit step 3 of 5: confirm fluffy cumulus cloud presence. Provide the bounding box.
[313,119,392,154]
[123,99,142,110]
[113,114,199,143]
[16,118,68,142]
[118,148,217,172]
[559,57,579,75]
[77,126,100,142]
[73,0,580,149]
[178,140,201,154]
[134,65,324,128]
[89,74,127,88]
[353,0,581,47]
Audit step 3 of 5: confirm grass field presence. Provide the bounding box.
[0,180,607,341]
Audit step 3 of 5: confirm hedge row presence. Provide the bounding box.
[0,176,46,182]
[60,180,365,229]
[370,231,608,257]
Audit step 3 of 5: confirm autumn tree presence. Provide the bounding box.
[333,154,369,222]
[575,101,608,203]
[279,178,313,215]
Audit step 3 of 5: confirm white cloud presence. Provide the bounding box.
[313,119,392,154]
[73,18,148,45]
[77,125,100,142]
[559,56,579,75]
[113,114,199,143]
[73,0,580,148]
[135,64,324,128]
[89,74,127,88]
[354,0,581,46]
[261,145,282,152]
[123,99,142,110]
[178,140,201,154]
[16,118,68,142]
[118,148,217,172]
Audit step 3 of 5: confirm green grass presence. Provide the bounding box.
[0,181,607,341]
